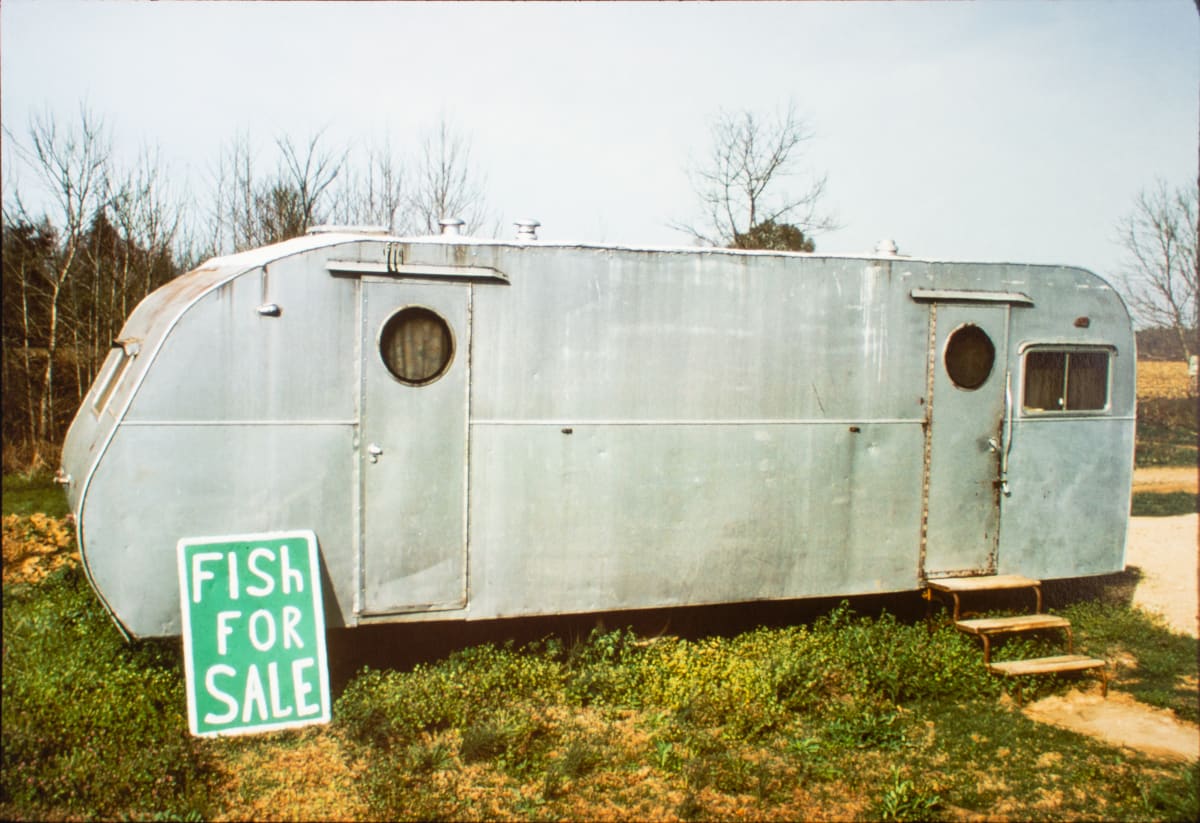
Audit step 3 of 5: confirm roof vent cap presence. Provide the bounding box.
[514,219,541,241]
[439,218,466,236]
[875,239,899,256]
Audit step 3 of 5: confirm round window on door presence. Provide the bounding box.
[379,306,455,386]
[944,324,995,390]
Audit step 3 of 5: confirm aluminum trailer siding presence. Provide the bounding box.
[59,233,1135,638]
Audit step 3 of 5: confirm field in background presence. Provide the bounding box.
[1135,360,1195,401]
[1133,360,1197,516]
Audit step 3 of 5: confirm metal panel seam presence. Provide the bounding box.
[469,418,925,427]
[462,285,474,611]
[918,303,937,582]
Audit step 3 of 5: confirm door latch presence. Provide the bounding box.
[367,443,384,463]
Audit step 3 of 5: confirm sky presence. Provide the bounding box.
[1,0,1197,282]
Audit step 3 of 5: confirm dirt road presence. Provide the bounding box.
[1126,513,1198,638]
[1132,466,1198,495]
[1024,513,1199,762]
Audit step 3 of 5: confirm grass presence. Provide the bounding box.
[2,362,1196,819]
[1,564,212,820]
[1132,391,1195,514]
[1131,491,1196,516]
[1,473,68,518]
[1135,397,1197,469]
[3,540,1196,821]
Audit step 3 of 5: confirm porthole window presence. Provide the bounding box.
[944,325,995,390]
[379,306,455,386]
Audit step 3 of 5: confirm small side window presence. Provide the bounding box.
[92,349,132,415]
[1022,348,1110,412]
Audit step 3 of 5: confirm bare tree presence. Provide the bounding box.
[3,109,191,471]
[75,145,183,392]
[328,135,407,231]
[275,130,345,233]
[408,116,491,235]
[1117,180,1198,360]
[204,132,258,255]
[674,102,836,249]
[1,212,57,470]
[203,130,345,254]
[5,106,112,465]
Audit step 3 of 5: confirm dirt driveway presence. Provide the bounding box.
[1024,512,1199,762]
[1126,513,1198,638]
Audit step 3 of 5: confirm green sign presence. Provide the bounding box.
[177,530,330,737]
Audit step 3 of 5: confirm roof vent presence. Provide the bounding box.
[439,218,466,236]
[514,219,540,241]
[875,239,899,256]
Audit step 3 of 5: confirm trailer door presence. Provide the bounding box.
[923,303,1011,577]
[359,281,469,614]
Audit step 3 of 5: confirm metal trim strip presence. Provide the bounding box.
[910,288,1033,305]
[119,419,357,427]
[470,418,924,426]
[326,260,509,283]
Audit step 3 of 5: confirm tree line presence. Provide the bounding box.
[2,101,1195,474]
[1,107,501,473]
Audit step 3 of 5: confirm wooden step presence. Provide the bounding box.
[955,614,1073,663]
[927,574,1041,593]
[987,655,1106,677]
[925,575,1043,620]
[955,614,1070,636]
[988,655,1109,705]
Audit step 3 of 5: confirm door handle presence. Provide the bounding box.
[1000,370,1013,496]
[367,443,384,463]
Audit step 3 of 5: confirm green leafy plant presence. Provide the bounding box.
[1,566,211,820]
[876,767,941,821]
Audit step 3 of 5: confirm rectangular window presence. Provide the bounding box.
[1022,348,1111,412]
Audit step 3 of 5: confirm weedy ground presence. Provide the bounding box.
[1,529,1196,822]
[1,362,1195,821]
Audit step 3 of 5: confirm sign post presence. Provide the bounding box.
[177,530,331,737]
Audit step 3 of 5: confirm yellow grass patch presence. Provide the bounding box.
[208,728,369,822]
[1137,360,1193,400]
[2,513,77,584]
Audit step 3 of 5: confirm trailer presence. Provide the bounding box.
[58,224,1136,639]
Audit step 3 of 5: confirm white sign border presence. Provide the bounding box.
[177,529,331,738]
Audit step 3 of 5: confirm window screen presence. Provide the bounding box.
[1022,349,1110,412]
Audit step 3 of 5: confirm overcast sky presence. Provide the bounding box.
[2,0,1196,280]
